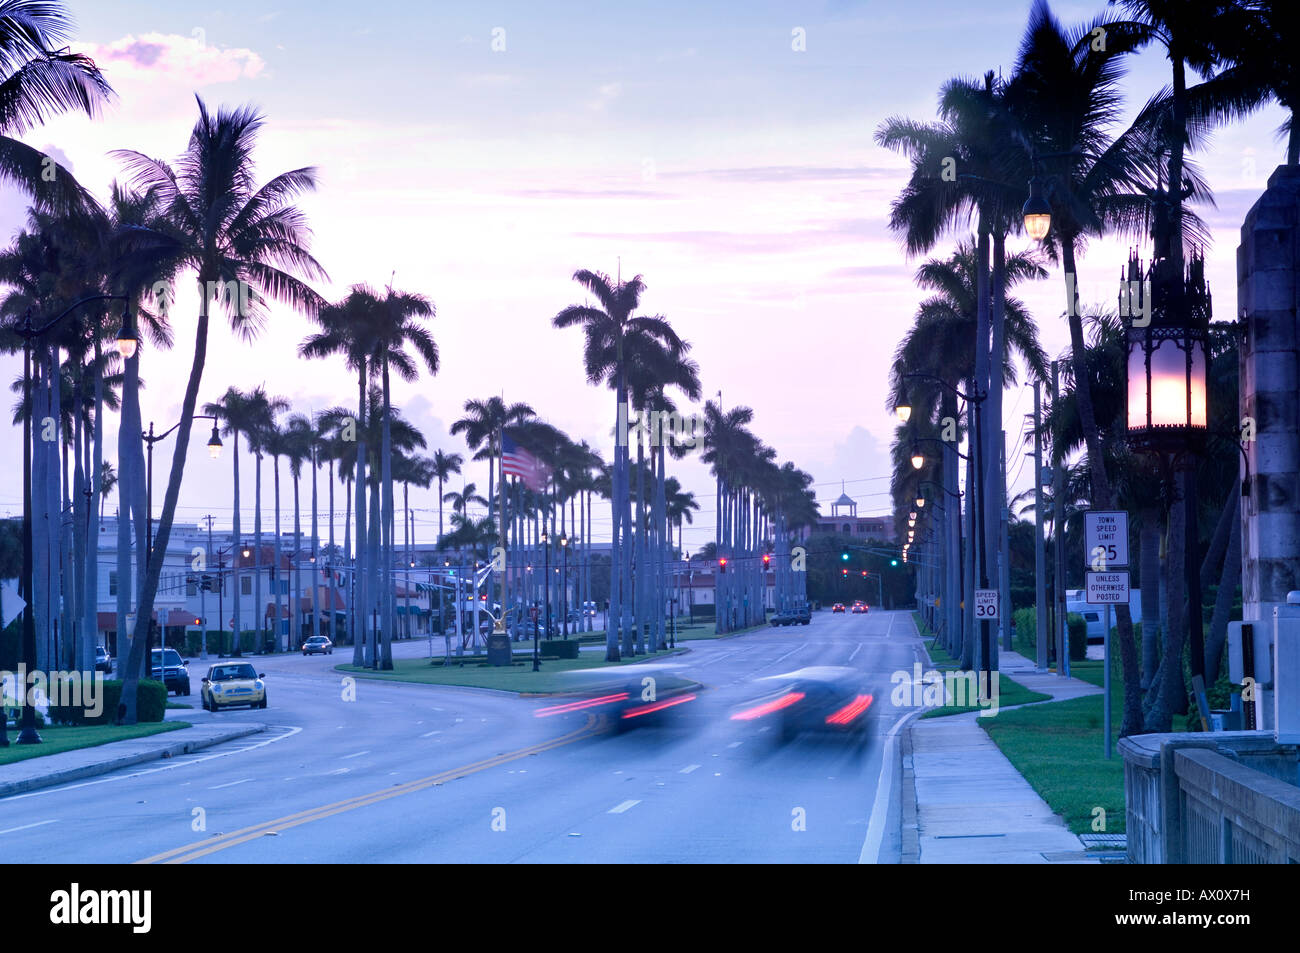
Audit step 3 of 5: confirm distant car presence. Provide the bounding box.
[832,603,846,613]
[731,666,874,742]
[794,606,811,625]
[851,603,868,614]
[95,645,113,674]
[150,648,191,696]
[201,662,267,711]
[302,635,333,655]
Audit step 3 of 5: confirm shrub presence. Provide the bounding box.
[1013,607,1037,658]
[1065,613,1087,662]
[540,639,580,659]
[49,678,167,725]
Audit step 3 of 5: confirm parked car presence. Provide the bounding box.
[95,645,113,674]
[201,662,267,711]
[150,648,191,696]
[301,635,333,655]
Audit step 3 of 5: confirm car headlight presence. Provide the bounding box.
[255,680,264,690]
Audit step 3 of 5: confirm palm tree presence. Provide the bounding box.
[450,397,535,613]
[364,285,438,669]
[98,461,116,523]
[553,269,686,660]
[246,387,288,652]
[111,98,326,722]
[260,417,288,650]
[282,414,315,651]
[301,289,378,665]
[0,2,112,212]
[430,449,463,545]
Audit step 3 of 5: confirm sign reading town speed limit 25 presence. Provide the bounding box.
[1084,510,1129,569]
[975,589,998,620]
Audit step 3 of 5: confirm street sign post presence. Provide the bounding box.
[975,589,998,621]
[1085,568,1130,761]
[1084,510,1129,569]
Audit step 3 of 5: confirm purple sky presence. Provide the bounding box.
[0,1,1288,553]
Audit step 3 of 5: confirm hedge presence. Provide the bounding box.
[49,678,167,725]
[1010,607,1085,662]
[540,639,580,659]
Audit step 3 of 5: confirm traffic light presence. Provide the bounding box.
[861,571,867,577]
[841,568,848,577]
[719,557,728,573]
[890,559,899,567]
[762,553,771,568]
[841,551,850,562]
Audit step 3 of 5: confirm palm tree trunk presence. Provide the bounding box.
[380,357,395,669]
[1139,506,1161,690]
[353,367,368,667]
[311,443,320,642]
[230,432,242,656]
[1204,510,1241,685]
[254,449,263,653]
[273,456,283,651]
[292,470,301,654]
[120,302,213,724]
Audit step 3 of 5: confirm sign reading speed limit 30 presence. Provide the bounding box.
[975,589,998,620]
[1084,510,1129,569]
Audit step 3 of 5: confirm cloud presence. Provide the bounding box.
[506,187,672,200]
[826,263,911,280]
[589,82,622,112]
[80,32,265,87]
[665,165,902,184]
[574,218,877,254]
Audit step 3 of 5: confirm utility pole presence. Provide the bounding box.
[1032,382,1047,672]
[1051,361,1068,677]
[202,515,215,659]
[1000,430,1012,653]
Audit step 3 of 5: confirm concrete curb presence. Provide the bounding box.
[0,723,267,799]
[335,646,695,698]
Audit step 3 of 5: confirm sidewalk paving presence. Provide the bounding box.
[0,719,266,799]
[903,645,1105,864]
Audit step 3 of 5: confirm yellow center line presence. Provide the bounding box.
[135,717,599,865]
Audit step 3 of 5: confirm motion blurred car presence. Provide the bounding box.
[301,635,333,655]
[730,666,874,742]
[201,662,267,711]
[832,603,846,613]
[851,602,868,614]
[150,648,191,696]
[536,663,698,731]
[95,645,113,674]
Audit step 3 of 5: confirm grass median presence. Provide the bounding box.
[979,655,1125,835]
[917,635,1051,718]
[0,721,188,767]
[337,646,690,694]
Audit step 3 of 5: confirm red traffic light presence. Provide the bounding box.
[719,557,728,573]
[841,568,848,576]
[861,571,867,577]
[762,553,771,567]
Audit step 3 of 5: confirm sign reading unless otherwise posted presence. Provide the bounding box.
[1084,510,1129,569]
[1085,570,1130,604]
[975,589,999,620]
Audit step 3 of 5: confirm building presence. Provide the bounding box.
[798,485,897,542]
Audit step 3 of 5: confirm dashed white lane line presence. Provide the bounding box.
[849,644,863,662]
[608,799,641,814]
[420,729,441,738]
[680,764,701,774]
[727,741,743,749]
[209,778,253,790]
[0,819,58,835]
[340,750,370,760]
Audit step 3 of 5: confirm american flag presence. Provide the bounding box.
[502,433,549,492]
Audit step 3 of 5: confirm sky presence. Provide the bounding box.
[0,0,1288,555]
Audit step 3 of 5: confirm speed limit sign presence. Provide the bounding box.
[975,589,999,620]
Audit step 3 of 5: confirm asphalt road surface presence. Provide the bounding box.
[2,609,926,863]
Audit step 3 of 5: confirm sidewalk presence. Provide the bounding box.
[902,646,1104,863]
[0,719,266,799]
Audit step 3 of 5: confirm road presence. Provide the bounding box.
[2,609,925,863]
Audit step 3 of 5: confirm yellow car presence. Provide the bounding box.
[201,662,268,711]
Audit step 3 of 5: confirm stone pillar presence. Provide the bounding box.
[1239,165,1300,625]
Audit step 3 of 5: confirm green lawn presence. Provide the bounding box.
[337,647,692,694]
[981,693,1126,835]
[919,674,1051,718]
[0,721,187,766]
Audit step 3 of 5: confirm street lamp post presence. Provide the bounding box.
[898,373,989,690]
[541,532,552,647]
[560,535,569,637]
[142,415,222,675]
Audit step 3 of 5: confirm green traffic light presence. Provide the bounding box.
[890,559,899,567]
[841,552,849,561]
